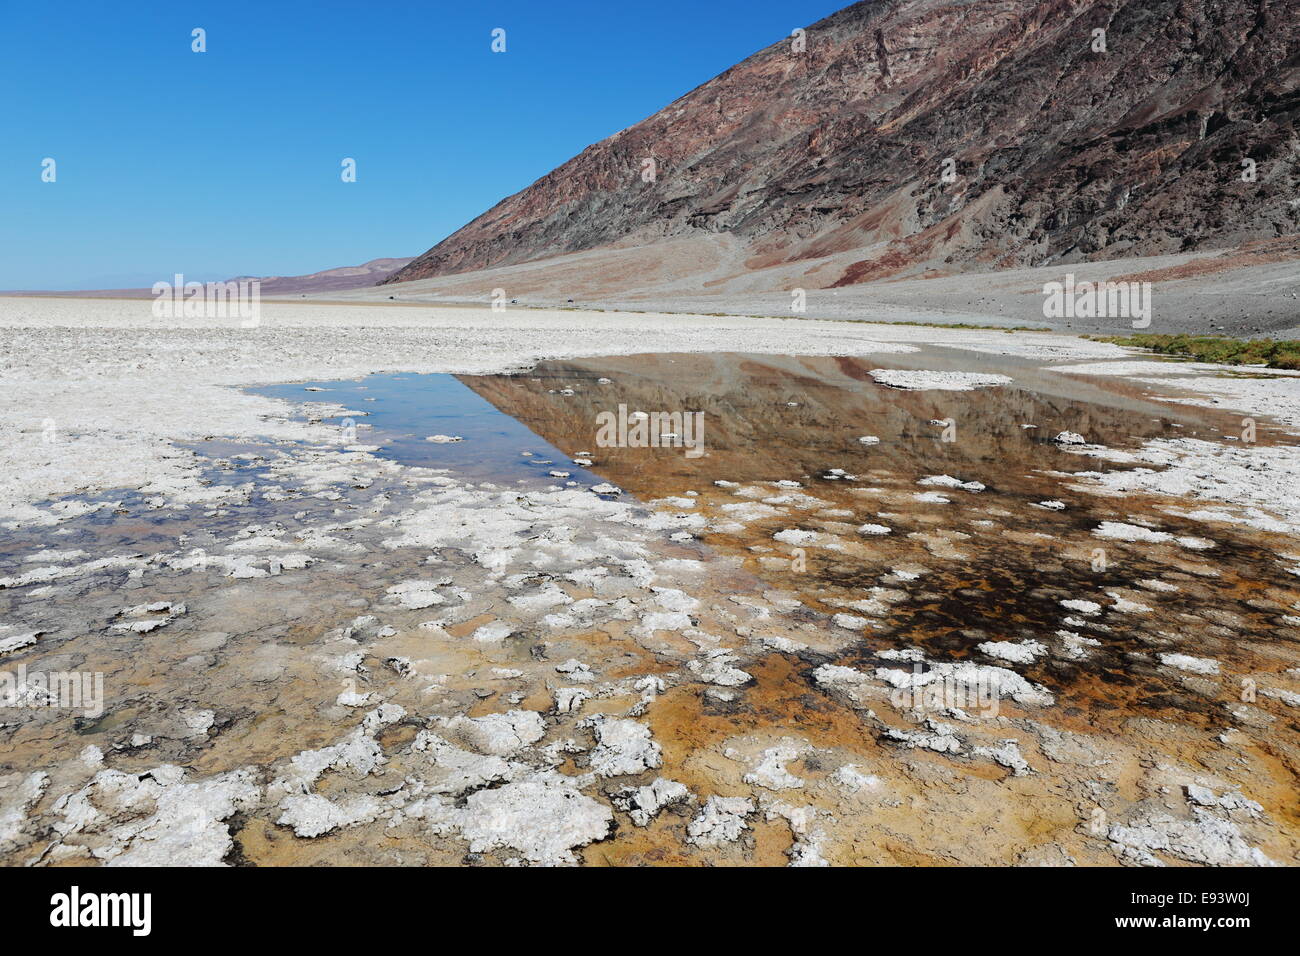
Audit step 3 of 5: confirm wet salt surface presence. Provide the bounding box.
[3,347,1299,867]
[250,373,601,486]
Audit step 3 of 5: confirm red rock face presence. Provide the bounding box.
[384,0,1299,288]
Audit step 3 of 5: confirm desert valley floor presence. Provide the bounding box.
[1,298,1298,866]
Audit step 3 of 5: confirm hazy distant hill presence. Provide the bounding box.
[9,257,414,298]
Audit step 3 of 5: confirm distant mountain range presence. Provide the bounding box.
[9,257,414,298]
[383,0,1299,291]
[238,257,415,295]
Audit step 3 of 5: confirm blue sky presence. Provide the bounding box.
[1,0,848,290]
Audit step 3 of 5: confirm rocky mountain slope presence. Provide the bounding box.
[385,0,1299,289]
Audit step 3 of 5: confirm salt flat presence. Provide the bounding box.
[0,297,914,523]
[1,296,1298,867]
[0,296,1123,523]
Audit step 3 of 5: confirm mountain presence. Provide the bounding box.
[383,0,1299,290]
[246,257,415,296]
[8,257,414,298]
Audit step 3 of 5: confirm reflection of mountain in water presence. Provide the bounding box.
[462,352,1299,741]
[460,352,1243,498]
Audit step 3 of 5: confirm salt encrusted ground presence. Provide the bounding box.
[0,297,920,524]
[1,297,1298,866]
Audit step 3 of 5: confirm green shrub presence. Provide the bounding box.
[1087,334,1300,371]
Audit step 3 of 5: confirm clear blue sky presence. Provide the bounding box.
[1,0,849,290]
